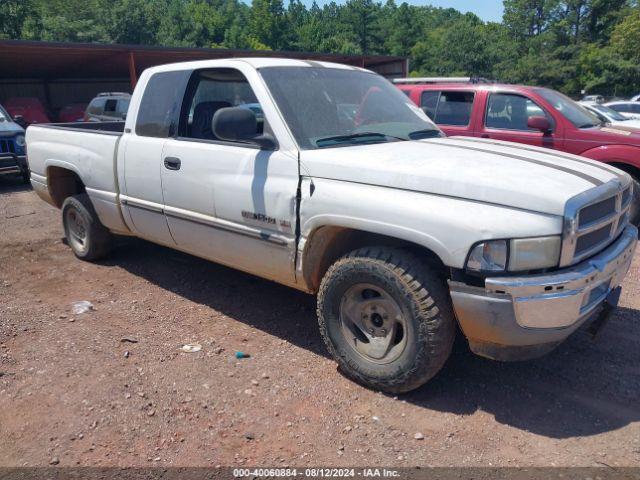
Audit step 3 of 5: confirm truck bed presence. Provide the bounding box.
[26,121,126,233]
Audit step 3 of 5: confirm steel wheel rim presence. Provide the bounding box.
[339,283,408,364]
[65,208,87,253]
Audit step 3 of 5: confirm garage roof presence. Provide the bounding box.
[0,40,407,82]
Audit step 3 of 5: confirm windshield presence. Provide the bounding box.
[590,104,628,122]
[259,67,442,149]
[0,105,8,122]
[535,88,602,128]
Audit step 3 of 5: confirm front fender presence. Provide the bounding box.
[580,145,640,171]
[299,177,563,270]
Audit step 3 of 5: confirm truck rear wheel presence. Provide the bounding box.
[317,247,455,393]
[62,194,112,261]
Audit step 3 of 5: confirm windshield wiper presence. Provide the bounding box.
[315,132,403,147]
[408,129,442,139]
[578,122,599,129]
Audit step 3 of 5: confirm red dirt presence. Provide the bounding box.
[1,176,639,468]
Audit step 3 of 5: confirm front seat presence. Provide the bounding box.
[191,101,232,140]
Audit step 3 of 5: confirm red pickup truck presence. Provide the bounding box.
[396,79,640,224]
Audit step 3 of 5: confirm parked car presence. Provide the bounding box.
[58,103,87,123]
[396,78,640,225]
[580,102,640,130]
[581,94,604,104]
[0,103,29,182]
[603,101,640,120]
[26,59,637,393]
[84,93,130,122]
[4,97,51,125]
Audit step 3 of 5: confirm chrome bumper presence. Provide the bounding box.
[449,224,637,360]
[0,153,27,174]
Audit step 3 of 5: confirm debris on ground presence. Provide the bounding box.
[72,301,94,315]
[120,337,139,344]
[181,343,202,353]
[235,351,250,359]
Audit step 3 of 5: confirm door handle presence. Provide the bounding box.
[481,134,490,138]
[164,157,181,171]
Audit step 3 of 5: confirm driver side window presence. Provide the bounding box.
[486,93,549,131]
[179,68,265,142]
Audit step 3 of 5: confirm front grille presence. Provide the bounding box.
[0,138,16,154]
[621,186,631,209]
[0,158,17,168]
[560,180,632,266]
[575,224,612,255]
[578,197,616,227]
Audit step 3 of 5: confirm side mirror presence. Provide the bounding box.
[13,115,28,128]
[527,115,551,133]
[121,112,127,120]
[212,107,276,150]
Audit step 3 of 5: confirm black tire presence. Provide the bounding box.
[629,177,640,229]
[20,168,30,184]
[317,247,455,394]
[61,194,112,261]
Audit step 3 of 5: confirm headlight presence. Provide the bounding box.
[466,236,561,273]
[15,135,25,147]
[509,236,560,271]
[466,240,507,272]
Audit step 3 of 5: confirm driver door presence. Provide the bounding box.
[479,92,562,150]
[160,67,299,285]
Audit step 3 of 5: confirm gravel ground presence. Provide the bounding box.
[1,175,639,468]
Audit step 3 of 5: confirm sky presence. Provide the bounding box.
[308,0,505,22]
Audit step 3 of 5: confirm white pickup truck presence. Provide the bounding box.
[27,58,637,393]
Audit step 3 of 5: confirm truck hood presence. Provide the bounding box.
[301,136,624,216]
[0,119,24,135]
[609,119,640,131]
[595,123,640,144]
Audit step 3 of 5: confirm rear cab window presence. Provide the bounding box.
[420,90,475,126]
[135,71,191,138]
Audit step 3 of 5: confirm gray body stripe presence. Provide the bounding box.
[452,137,624,179]
[123,198,287,246]
[428,139,603,186]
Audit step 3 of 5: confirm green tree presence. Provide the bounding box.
[343,0,382,54]
[249,0,287,49]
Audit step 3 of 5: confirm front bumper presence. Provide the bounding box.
[0,152,27,175]
[449,224,637,361]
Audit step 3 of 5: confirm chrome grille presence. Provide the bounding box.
[0,138,16,154]
[578,196,616,228]
[560,179,633,267]
[575,224,612,255]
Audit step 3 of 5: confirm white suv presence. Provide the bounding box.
[84,92,131,122]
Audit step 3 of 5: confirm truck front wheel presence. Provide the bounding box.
[629,178,640,228]
[62,194,112,261]
[317,247,455,393]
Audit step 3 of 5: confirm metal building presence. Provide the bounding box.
[0,40,408,115]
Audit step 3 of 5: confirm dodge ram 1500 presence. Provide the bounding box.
[27,58,637,393]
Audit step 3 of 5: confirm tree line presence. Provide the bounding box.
[1,0,639,96]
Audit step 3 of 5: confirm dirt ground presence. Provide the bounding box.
[1,174,640,468]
